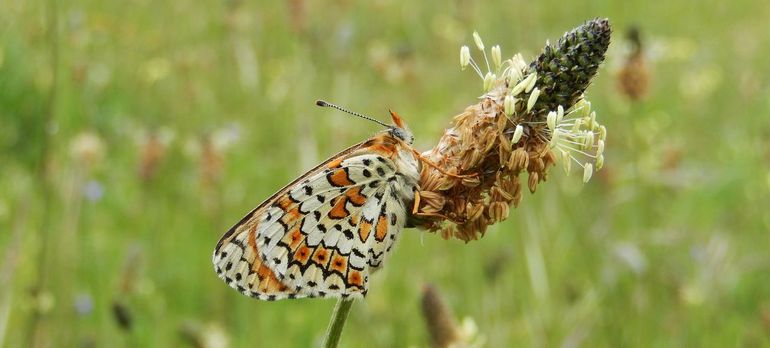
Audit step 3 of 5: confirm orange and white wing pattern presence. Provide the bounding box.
[213,115,420,300]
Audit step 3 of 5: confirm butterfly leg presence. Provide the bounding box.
[412,211,452,220]
[411,149,476,179]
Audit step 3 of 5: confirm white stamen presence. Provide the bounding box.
[582,101,592,117]
[524,72,538,93]
[512,124,524,143]
[596,140,605,156]
[468,57,484,79]
[568,99,586,114]
[460,46,470,70]
[547,111,556,131]
[491,45,501,70]
[560,149,571,174]
[595,154,604,170]
[483,72,496,91]
[504,95,515,116]
[472,31,491,73]
[526,88,540,112]
[512,53,527,71]
[583,131,594,150]
[556,143,599,158]
[510,74,531,96]
[583,163,593,183]
[472,31,485,51]
[549,129,560,148]
[572,118,582,132]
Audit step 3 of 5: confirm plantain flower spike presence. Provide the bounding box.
[413,19,612,241]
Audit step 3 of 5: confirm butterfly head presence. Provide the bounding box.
[388,110,414,145]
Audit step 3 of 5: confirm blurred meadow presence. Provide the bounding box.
[2,0,770,347]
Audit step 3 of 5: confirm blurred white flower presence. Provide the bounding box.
[180,321,230,348]
[613,242,647,275]
[88,63,112,89]
[453,317,486,348]
[69,131,106,166]
[211,123,241,153]
[202,324,229,348]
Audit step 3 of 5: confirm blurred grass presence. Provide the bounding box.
[2,0,770,347]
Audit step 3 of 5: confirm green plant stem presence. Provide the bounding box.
[26,0,59,346]
[322,298,355,348]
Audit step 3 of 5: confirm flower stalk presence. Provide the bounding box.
[322,298,355,348]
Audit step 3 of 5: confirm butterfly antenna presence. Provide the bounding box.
[315,100,393,129]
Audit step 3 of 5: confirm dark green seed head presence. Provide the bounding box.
[524,18,611,118]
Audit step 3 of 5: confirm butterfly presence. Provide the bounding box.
[212,100,422,300]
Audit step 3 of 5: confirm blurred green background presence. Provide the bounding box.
[2,0,770,347]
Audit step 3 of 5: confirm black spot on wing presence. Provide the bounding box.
[351,248,365,258]
[287,193,301,203]
[277,219,289,232]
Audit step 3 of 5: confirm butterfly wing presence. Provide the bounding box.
[213,134,420,300]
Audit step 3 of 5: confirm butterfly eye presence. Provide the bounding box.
[390,128,414,145]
